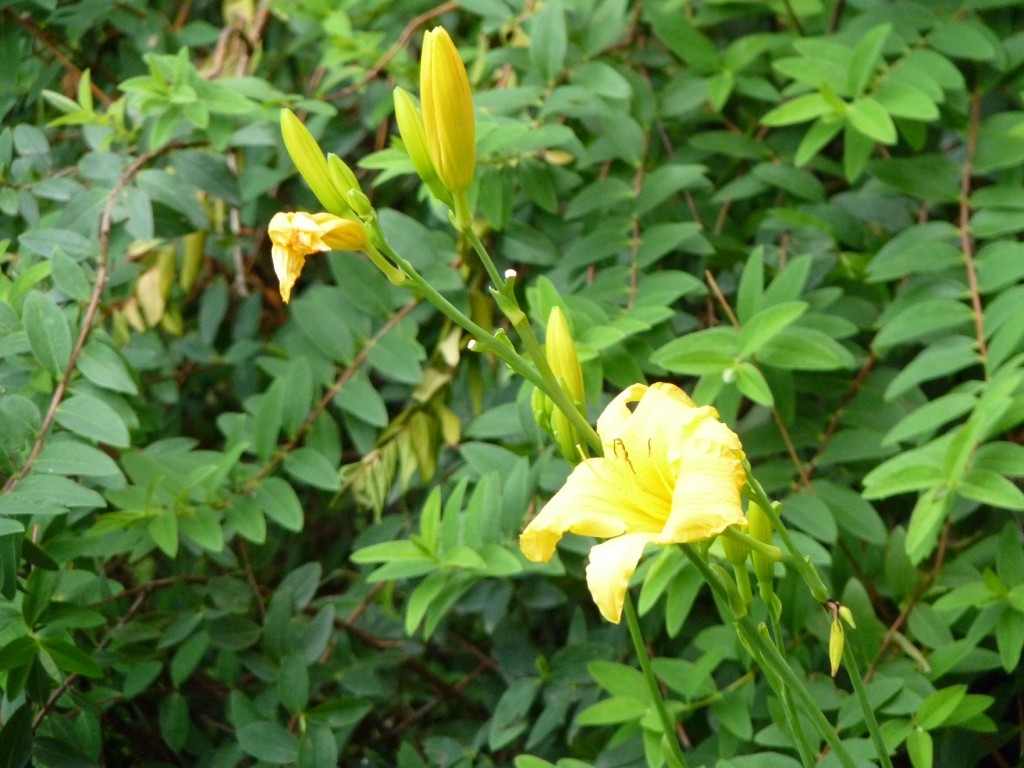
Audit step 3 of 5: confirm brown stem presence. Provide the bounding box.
[959,89,988,365]
[2,8,113,106]
[4,142,191,495]
[245,299,419,489]
[326,1,460,101]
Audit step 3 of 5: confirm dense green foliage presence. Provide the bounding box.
[1,0,1023,766]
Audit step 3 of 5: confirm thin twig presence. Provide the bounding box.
[3,8,113,106]
[325,1,459,101]
[4,142,190,494]
[959,89,988,364]
[245,299,419,489]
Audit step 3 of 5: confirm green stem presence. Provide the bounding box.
[721,525,783,562]
[375,237,602,454]
[766,602,817,768]
[680,545,857,768]
[843,636,895,768]
[623,594,688,768]
[744,473,829,603]
[465,226,505,292]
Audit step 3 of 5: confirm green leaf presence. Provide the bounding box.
[55,394,130,447]
[849,24,892,95]
[761,93,833,126]
[284,448,341,492]
[488,677,541,750]
[23,291,71,379]
[757,327,855,370]
[847,97,897,144]
[882,392,976,446]
[734,362,773,406]
[916,685,967,730]
[739,301,808,357]
[77,342,138,394]
[255,477,304,532]
[39,637,102,677]
[651,327,739,375]
[996,606,1024,673]
[148,509,179,558]
[278,652,311,714]
[905,487,952,564]
[906,727,933,768]
[575,696,647,726]
[957,468,1024,510]
[874,299,974,350]
[237,721,300,764]
[529,0,567,81]
[35,440,120,477]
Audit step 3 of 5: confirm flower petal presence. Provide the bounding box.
[586,533,658,623]
[519,457,666,563]
[597,382,702,502]
[659,438,747,543]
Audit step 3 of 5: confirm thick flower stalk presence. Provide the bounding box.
[520,382,748,623]
[420,27,476,226]
[268,211,370,303]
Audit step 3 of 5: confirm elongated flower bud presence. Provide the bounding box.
[394,89,436,183]
[545,307,585,407]
[280,109,350,216]
[420,27,476,194]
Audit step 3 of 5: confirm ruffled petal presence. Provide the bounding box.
[658,438,747,544]
[585,533,658,623]
[519,457,666,563]
[271,244,306,304]
[597,382,702,501]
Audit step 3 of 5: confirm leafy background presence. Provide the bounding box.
[0,0,1022,766]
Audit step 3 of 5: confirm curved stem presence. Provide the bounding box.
[375,238,602,453]
[843,636,895,768]
[744,473,829,603]
[623,594,688,768]
[680,545,858,768]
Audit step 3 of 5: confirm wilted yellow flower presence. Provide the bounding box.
[520,382,747,623]
[268,211,368,303]
[420,27,476,195]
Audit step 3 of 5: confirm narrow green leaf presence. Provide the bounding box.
[739,301,808,357]
[23,292,71,379]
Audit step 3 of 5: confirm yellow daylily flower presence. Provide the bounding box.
[420,27,476,195]
[520,382,748,623]
[268,211,368,303]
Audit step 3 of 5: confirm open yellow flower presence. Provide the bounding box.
[268,211,368,303]
[520,382,748,623]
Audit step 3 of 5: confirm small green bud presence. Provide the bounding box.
[327,153,362,198]
[748,502,775,585]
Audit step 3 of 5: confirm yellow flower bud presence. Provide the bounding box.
[394,89,437,183]
[279,109,350,216]
[420,27,476,195]
[268,211,369,303]
[829,616,845,677]
[545,306,585,408]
